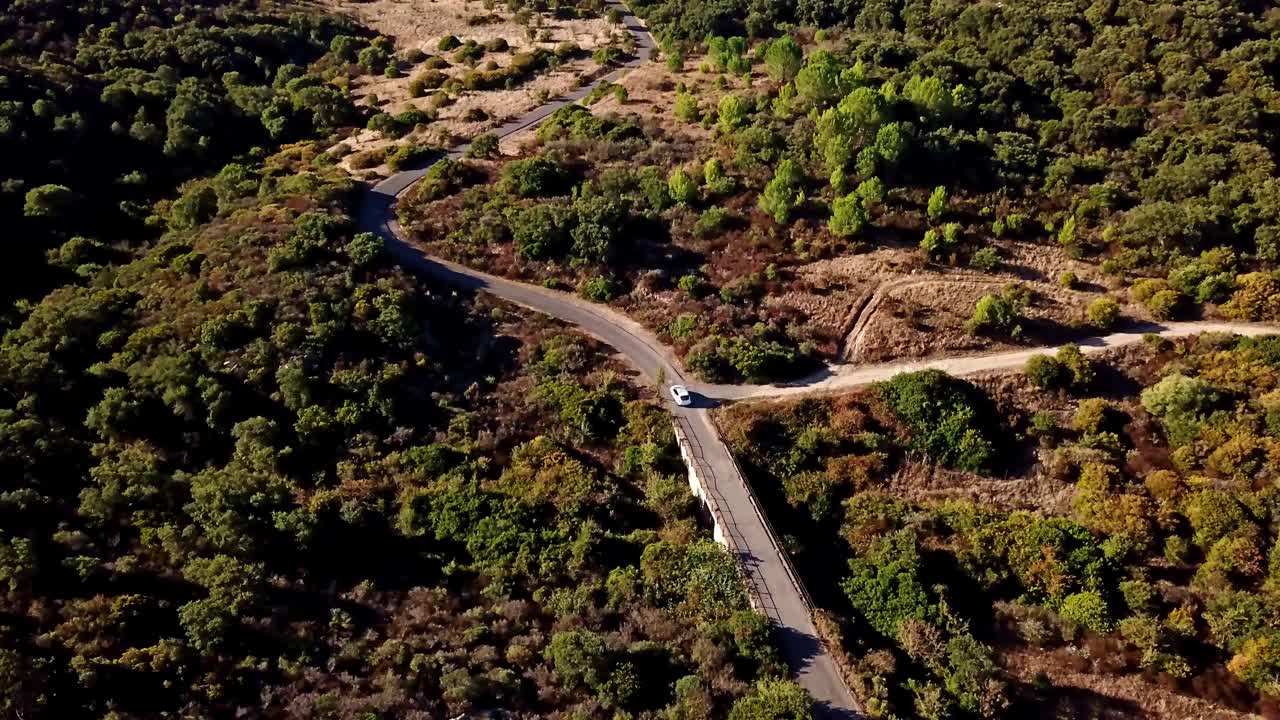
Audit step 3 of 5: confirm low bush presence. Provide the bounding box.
[877,370,999,472]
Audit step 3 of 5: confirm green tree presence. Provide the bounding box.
[828,192,868,237]
[675,88,701,122]
[345,232,382,268]
[877,370,997,472]
[717,93,749,131]
[763,36,803,82]
[758,159,803,224]
[794,50,843,105]
[926,185,947,220]
[668,167,698,205]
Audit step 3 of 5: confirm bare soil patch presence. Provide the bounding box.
[769,236,1121,364]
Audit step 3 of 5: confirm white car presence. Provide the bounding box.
[669,384,692,407]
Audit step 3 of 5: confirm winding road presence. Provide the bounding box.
[358,7,1278,717]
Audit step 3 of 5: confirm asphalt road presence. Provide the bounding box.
[356,6,1279,717]
[357,7,866,718]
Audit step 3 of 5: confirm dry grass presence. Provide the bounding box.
[1001,647,1259,720]
[504,51,740,151]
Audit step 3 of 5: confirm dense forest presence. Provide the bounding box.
[0,0,370,307]
[0,1,800,718]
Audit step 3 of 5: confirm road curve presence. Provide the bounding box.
[357,5,865,719]
[358,6,1280,715]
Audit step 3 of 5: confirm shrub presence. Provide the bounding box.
[412,158,476,201]
[1025,354,1068,389]
[408,70,447,96]
[1057,344,1096,389]
[969,246,1000,271]
[674,89,700,122]
[1060,591,1113,633]
[666,46,685,72]
[856,177,885,207]
[1030,410,1057,436]
[677,274,706,296]
[1141,373,1219,446]
[509,204,572,260]
[703,158,734,195]
[385,144,433,171]
[24,183,78,218]
[728,679,813,720]
[694,207,729,238]
[499,156,571,197]
[843,529,935,637]
[358,44,391,72]
[967,291,1023,336]
[348,149,386,169]
[467,133,499,158]
[437,35,462,51]
[346,232,382,268]
[920,226,959,260]
[1086,297,1121,329]
[1146,289,1180,319]
[592,45,624,66]
[876,370,998,472]
[1072,398,1109,435]
[579,275,620,302]
[1059,271,1078,288]
[484,37,509,52]
[1223,272,1280,321]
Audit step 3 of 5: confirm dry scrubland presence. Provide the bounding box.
[321,0,622,174]
[402,49,1145,378]
[718,334,1280,718]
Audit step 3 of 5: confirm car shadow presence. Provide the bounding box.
[682,391,719,410]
